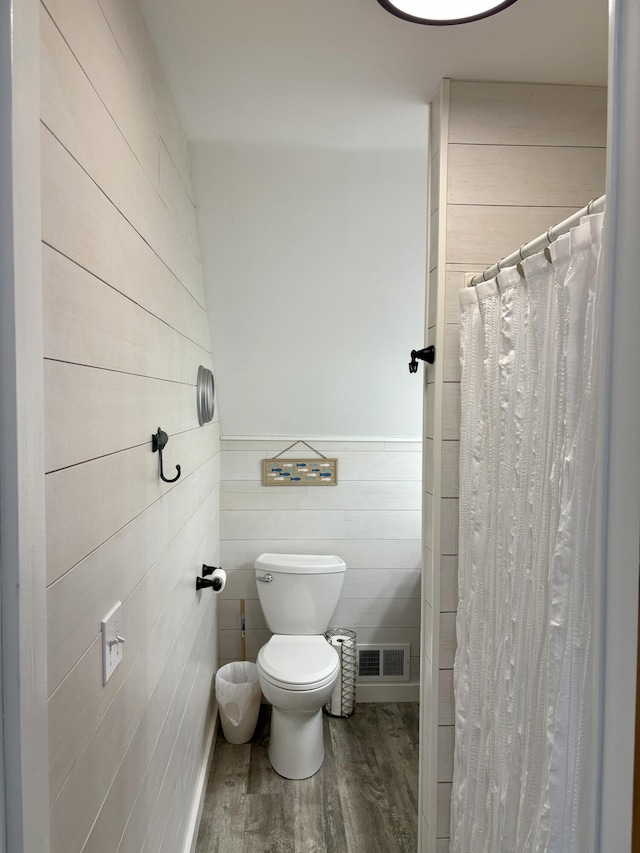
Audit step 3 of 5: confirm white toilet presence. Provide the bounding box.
[254,552,346,779]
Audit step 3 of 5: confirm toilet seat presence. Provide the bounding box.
[257,635,339,691]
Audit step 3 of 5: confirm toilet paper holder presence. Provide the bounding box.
[196,564,225,591]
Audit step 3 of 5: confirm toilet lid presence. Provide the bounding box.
[257,635,339,689]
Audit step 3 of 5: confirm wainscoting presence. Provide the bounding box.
[220,438,422,701]
[41,0,219,850]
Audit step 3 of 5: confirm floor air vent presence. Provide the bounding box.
[356,644,410,681]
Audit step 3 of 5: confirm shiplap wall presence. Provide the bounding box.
[420,80,607,853]
[40,0,220,850]
[220,439,422,699]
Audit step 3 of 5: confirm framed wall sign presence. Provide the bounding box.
[262,441,338,486]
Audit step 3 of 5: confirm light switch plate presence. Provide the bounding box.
[102,601,124,685]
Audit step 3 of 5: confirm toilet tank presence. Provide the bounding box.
[254,553,346,635]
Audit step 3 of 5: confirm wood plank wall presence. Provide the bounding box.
[420,79,607,853]
[220,439,422,699]
[40,0,220,850]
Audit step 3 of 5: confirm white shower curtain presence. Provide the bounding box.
[452,213,604,853]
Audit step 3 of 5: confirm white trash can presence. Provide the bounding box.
[215,661,262,744]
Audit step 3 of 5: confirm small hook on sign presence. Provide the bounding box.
[151,427,181,483]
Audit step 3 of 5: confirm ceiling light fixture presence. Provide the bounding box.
[376,0,520,25]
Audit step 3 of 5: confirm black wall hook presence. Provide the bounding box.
[409,346,435,374]
[152,427,181,483]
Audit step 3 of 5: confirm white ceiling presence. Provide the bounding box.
[137,0,608,148]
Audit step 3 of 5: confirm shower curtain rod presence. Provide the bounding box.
[469,194,606,287]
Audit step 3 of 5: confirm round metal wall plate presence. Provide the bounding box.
[196,365,215,425]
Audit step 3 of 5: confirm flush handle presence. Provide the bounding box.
[257,573,273,583]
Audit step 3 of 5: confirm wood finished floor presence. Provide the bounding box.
[196,702,419,853]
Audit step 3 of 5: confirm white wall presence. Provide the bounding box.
[599,0,640,846]
[192,131,428,701]
[192,139,428,439]
[41,0,220,850]
[0,0,50,848]
[219,438,422,701]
